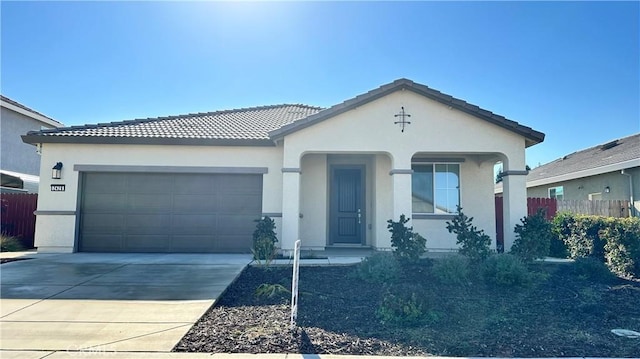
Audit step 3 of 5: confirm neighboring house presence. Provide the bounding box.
[22,78,544,254]
[1,95,64,192]
[523,133,639,216]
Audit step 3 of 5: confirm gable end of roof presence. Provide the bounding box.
[268,78,545,146]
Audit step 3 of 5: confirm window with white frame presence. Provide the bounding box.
[549,186,564,200]
[412,163,460,214]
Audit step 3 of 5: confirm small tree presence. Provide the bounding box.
[252,216,278,265]
[511,209,552,262]
[445,206,491,262]
[387,214,426,263]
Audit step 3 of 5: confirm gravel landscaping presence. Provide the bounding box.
[174,259,640,357]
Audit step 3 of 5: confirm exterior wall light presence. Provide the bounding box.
[604,186,610,193]
[52,162,63,179]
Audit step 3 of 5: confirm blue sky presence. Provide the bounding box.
[2,1,638,168]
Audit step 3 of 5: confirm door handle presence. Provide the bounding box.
[357,209,362,224]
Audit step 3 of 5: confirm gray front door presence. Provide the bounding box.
[329,166,365,245]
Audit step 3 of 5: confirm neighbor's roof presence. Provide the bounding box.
[22,104,323,146]
[1,95,64,128]
[22,78,544,147]
[527,133,640,188]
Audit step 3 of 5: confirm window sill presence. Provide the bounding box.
[412,214,456,220]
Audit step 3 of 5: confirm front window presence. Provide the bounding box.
[412,163,460,214]
[549,186,564,200]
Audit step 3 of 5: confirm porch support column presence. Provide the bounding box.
[502,170,528,251]
[281,168,301,253]
[390,169,413,221]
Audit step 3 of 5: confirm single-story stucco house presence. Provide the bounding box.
[22,79,544,254]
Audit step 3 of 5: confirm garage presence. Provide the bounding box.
[79,172,262,253]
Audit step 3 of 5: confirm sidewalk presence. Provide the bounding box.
[3,351,601,359]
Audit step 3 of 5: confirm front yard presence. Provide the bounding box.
[174,257,640,357]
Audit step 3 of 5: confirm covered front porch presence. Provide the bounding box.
[278,151,527,254]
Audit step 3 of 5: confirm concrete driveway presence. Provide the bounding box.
[0,253,251,353]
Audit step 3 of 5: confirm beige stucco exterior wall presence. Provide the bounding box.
[35,143,284,252]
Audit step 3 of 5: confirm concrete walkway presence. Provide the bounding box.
[0,253,250,353]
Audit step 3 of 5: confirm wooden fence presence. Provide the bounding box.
[495,197,631,250]
[557,199,630,218]
[1,193,38,248]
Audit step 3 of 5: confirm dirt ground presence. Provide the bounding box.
[174,262,640,357]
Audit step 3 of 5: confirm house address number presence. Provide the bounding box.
[51,184,66,192]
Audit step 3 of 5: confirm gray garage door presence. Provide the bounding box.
[79,172,262,253]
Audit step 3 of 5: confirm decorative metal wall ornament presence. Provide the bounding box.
[394,106,411,132]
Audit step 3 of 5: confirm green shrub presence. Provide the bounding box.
[572,257,615,283]
[446,206,491,262]
[432,255,470,285]
[563,215,607,261]
[481,254,532,287]
[551,213,639,278]
[0,235,25,252]
[353,252,401,283]
[376,285,436,327]
[511,209,552,262]
[548,235,569,258]
[387,215,426,263]
[252,216,278,265]
[600,217,640,278]
[550,212,572,258]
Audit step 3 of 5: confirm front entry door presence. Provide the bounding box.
[329,166,365,245]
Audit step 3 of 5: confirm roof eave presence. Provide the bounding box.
[21,135,276,147]
[2,99,64,128]
[527,158,640,188]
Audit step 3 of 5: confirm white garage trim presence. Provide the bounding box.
[74,165,268,174]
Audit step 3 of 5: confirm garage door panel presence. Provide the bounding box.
[174,175,217,194]
[83,194,127,212]
[125,214,171,234]
[216,175,262,193]
[83,173,127,193]
[172,214,216,234]
[127,194,172,212]
[216,214,257,235]
[80,235,124,252]
[125,235,171,252]
[80,172,262,253]
[218,194,262,212]
[171,235,216,251]
[173,195,218,212]
[82,214,126,233]
[128,174,174,193]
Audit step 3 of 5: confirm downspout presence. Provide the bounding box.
[621,169,635,217]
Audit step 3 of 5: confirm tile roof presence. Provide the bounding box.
[526,133,640,184]
[269,78,545,147]
[1,95,64,127]
[22,104,322,146]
